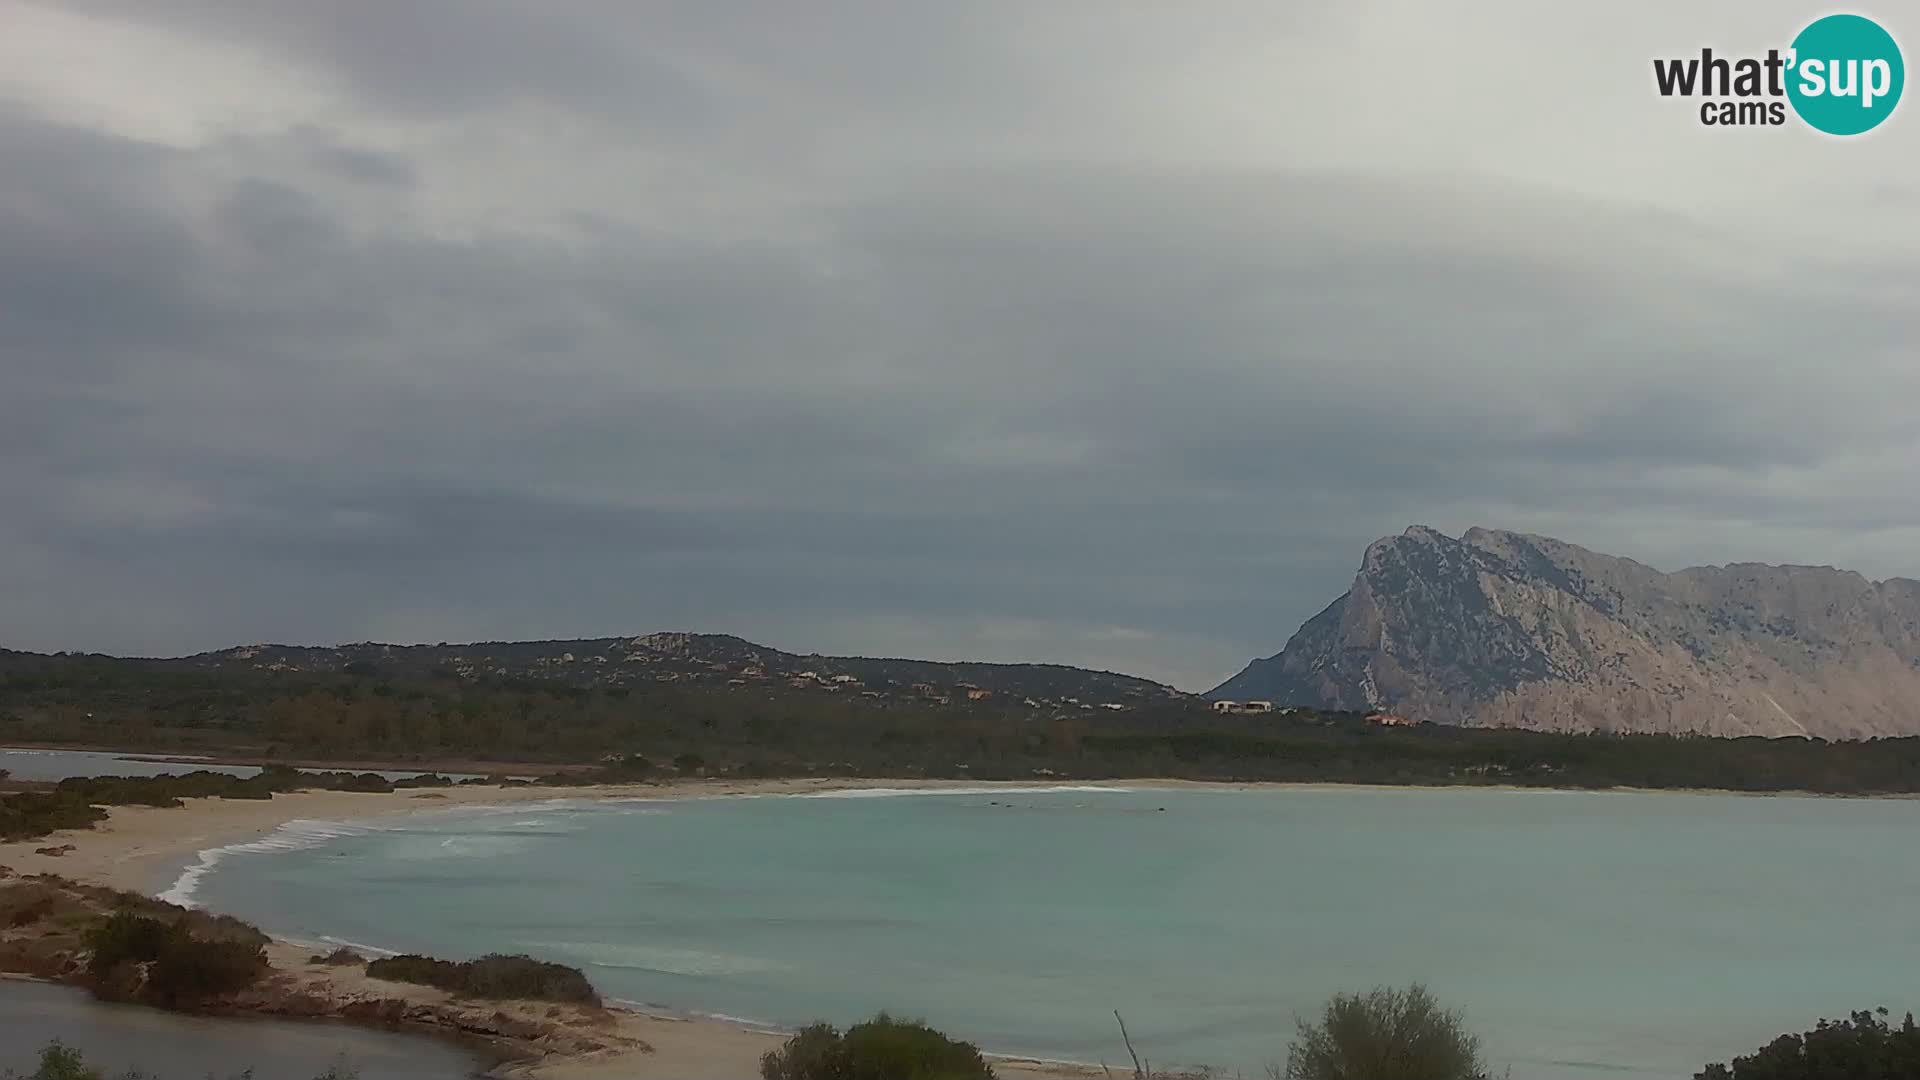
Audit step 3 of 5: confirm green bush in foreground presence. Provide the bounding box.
[1278,984,1491,1080]
[1695,1008,1920,1079]
[0,1042,96,1080]
[760,1013,996,1080]
[364,952,599,1005]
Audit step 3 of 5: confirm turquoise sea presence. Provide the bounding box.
[180,785,1920,1078]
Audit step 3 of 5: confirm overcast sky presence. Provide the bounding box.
[2,1,1915,689]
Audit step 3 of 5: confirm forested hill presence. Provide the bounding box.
[3,632,1184,707]
[11,638,1920,796]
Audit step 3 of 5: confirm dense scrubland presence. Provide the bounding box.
[0,766,507,842]
[0,873,588,1010]
[10,662,1920,798]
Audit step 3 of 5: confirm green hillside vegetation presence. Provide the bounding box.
[7,660,1920,797]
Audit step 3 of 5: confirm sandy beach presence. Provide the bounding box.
[0,777,1131,1079]
[7,773,1836,1078]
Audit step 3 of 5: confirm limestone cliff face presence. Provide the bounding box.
[1211,526,1920,737]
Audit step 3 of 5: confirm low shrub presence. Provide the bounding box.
[1279,984,1491,1080]
[364,952,463,987]
[536,770,600,788]
[310,946,365,966]
[461,953,599,1002]
[214,778,274,800]
[0,877,272,997]
[147,935,267,1006]
[0,793,109,842]
[178,910,272,948]
[0,882,61,927]
[760,1013,996,1080]
[83,912,173,979]
[365,952,599,1005]
[83,910,266,1006]
[0,936,79,979]
[392,773,453,789]
[342,772,402,792]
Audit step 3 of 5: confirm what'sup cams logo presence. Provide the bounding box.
[1654,13,1904,134]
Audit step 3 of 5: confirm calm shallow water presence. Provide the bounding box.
[0,746,503,783]
[0,980,485,1078]
[0,747,264,782]
[189,786,1920,1078]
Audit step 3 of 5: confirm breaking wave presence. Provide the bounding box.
[530,941,780,978]
[157,818,384,908]
[797,785,1138,799]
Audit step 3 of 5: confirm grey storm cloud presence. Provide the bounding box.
[2,1,1917,688]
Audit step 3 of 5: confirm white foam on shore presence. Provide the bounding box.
[154,785,1142,908]
[265,932,403,960]
[533,940,779,977]
[153,799,598,909]
[314,934,401,958]
[157,818,383,908]
[143,786,1136,1073]
[601,997,795,1035]
[687,1008,793,1034]
[798,784,1139,799]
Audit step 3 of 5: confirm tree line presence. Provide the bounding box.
[9,665,1920,795]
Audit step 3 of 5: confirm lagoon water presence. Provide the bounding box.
[0,980,484,1079]
[0,745,511,783]
[0,746,266,782]
[187,786,1920,1078]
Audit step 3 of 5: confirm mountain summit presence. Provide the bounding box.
[1211,527,1920,737]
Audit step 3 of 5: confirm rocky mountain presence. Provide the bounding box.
[1211,526,1920,738]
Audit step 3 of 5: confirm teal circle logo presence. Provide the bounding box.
[1786,14,1904,135]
